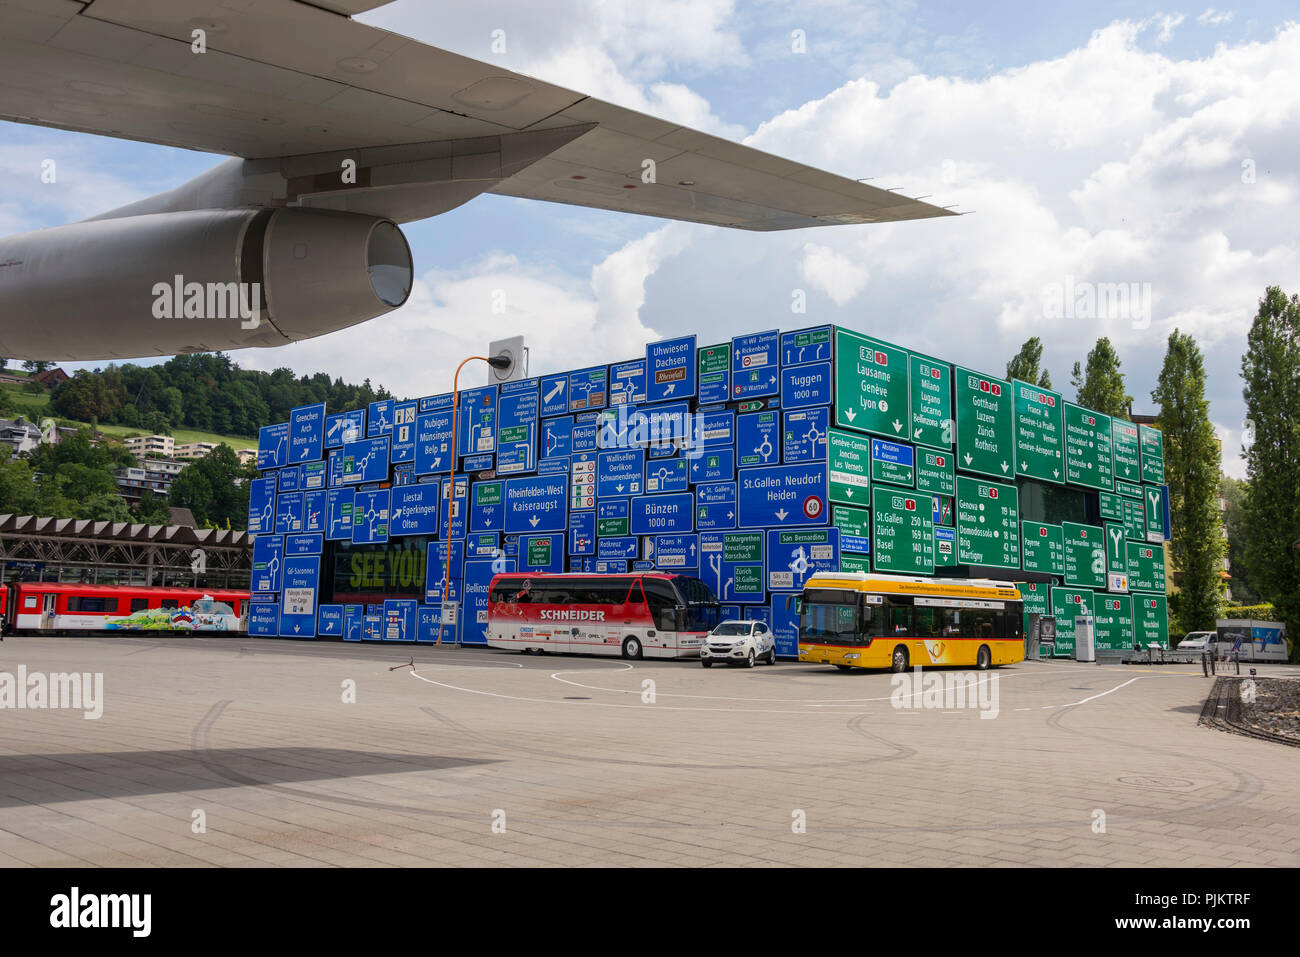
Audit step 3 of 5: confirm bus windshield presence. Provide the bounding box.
[800,588,867,646]
[670,575,721,632]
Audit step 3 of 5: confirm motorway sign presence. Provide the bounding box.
[690,448,734,484]
[831,504,871,555]
[828,428,870,505]
[871,438,915,487]
[954,366,1015,479]
[1105,523,1129,575]
[738,463,828,528]
[325,487,354,540]
[781,325,833,366]
[1140,424,1165,484]
[275,491,304,535]
[698,342,731,404]
[280,555,320,637]
[1134,593,1169,646]
[1111,418,1141,482]
[1062,522,1105,589]
[520,533,566,572]
[1127,541,1167,592]
[340,435,390,484]
[1121,495,1147,541]
[368,399,394,437]
[955,475,1021,568]
[630,492,694,535]
[251,535,284,592]
[780,360,832,409]
[1115,477,1143,499]
[737,411,780,467]
[257,422,289,470]
[290,403,325,463]
[470,480,504,532]
[696,409,735,449]
[458,385,497,456]
[597,498,630,537]
[908,353,952,450]
[833,327,911,438]
[1144,484,1165,542]
[465,532,499,558]
[496,380,539,474]
[303,488,326,534]
[414,410,454,474]
[301,460,326,491]
[1021,522,1065,576]
[325,409,364,449]
[1013,381,1064,482]
[696,482,736,531]
[647,335,696,402]
[783,407,829,463]
[700,531,765,604]
[1093,593,1133,652]
[870,484,934,575]
[503,474,567,534]
[248,475,276,534]
[766,527,840,591]
[1063,403,1113,490]
[351,488,390,545]
[569,509,596,556]
[1099,490,1125,522]
[644,457,688,493]
[568,365,608,412]
[540,374,569,416]
[1050,586,1091,654]
[1018,581,1049,621]
[915,447,955,497]
[653,534,699,571]
[390,482,440,536]
[609,360,647,406]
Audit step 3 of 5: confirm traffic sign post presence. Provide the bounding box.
[1111,418,1141,482]
[1127,541,1167,593]
[954,367,1015,479]
[834,327,911,438]
[1092,593,1133,652]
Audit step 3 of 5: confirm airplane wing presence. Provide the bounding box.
[0,0,953,230]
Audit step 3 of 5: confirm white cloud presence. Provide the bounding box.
[799,243,870,305]
[1197,8,1235,27]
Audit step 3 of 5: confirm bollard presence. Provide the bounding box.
[1234,654,1240,676]
[1210,652,1216,676]
[1201,651,1208,677]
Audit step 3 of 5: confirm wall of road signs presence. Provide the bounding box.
[246,324,1169,656]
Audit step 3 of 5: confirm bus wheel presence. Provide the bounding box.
[890,645,909,673]
[622,636,643,660]
[976,645,992,670]
[835,664,853,672]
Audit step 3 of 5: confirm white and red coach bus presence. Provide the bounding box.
[486,572,721,659]
[2,582,248,635]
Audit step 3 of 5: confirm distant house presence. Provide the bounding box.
[0,416,42,455]
[33,367,69,386]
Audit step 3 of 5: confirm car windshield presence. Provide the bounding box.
[712,622,751,636]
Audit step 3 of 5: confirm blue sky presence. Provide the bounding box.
[2,1,1297,478]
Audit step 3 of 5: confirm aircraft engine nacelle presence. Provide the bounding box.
[0,208,412,360]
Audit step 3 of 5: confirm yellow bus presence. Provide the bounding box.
[796,571,1024,672]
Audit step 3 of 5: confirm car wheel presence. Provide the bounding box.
[622,636,643,660]
[976,645,991,670]
[891,645,909,673]
[766,647,777,665]
[745,649,756,668]
[701,660,712,668]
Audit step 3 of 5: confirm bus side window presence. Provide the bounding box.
[889,602,912,635]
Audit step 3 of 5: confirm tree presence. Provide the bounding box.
[134,489,173,526]
[22,359,53,376]
[1005,336,1053,388]
[1073,337,1133,417]
[1151,330,1226,633]
[1220,476,1259,605]
[1240,286,1300,658]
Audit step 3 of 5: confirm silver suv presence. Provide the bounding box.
[701,620,777,668]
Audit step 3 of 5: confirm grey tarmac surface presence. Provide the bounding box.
[1,634,1298,867]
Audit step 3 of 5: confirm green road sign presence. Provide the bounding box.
[1019,581,1050,618]
[527,536,553,568]
[699,343,730,375]
[871,483,934,575]
[955,475,1021,568]
[1115,478,1143,499]
[1134,593,1169,647]
[1021,521,1065,576]
[834,328,911,438]
[1111,419,1141,482]
[1126,540,1167,593]
[1105,523,1129,576]
[1098,490,1125,522]
[597,516,628,537]
[954,367,1015,479]
[1093,593,1133,652]
[841,554,871,573]
[1144,484,1165,542]
[722,531,763,563]
[1012,380,1064,483]
[908,353,952,450]
[1062,522,1105,589]
[915,447,955,497]
[1050,586,1091,655]
[475,481,503,507]
[832,505,871,554]
[734,565,764,595]
[1139,424,1165,484]
[1063,403,1113,491]
[871,439,915,487]
[828,428,871,505]
[1121,496,1146,541]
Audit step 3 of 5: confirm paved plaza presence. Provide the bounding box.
[1,635,1297,867]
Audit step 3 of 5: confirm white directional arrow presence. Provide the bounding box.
[845,488,854,498]
[528,516,540,528]
[964,453,973,465]
[544,381,564,403]
[484,519,492,528]
[727,510,735,519]
[914,428,923,439]
[616,484,625,492]
[775,508,789,521]
[664,383,676,395]
[843,408,857,423]
[892,419,902,432]
[294,624,301,633]
[1053,468,1060,478]
[1000,461,1009,473]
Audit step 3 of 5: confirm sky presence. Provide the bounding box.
[3,1,1298,479]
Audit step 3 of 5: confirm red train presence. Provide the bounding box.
[0,582,249,636]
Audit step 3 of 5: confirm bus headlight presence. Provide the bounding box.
[844,654,860,660]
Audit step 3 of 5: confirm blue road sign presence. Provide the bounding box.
[275,491,304,535]
[317,604,344,638]
[696,481,737,531]
[783,407,829,463]
[249,602,279,637]
[770,595,801,656]
[569,509,596,556]
[652,534,699,572]
[699,532,765,604]
[690,448,734,484]
[458,386,497,457]
[440,476,469,539]
[248,475,276,534]
[285,533,323,555]
[416,604,452,643]
[389,400,419,464]
[325,409,365,449]
[368,399,394,437]
[598,498,629,521]
[303,488,327,534]
[631,560,654,571]
[644,457,688,493]
[352,488,391,544]
[425,539,465,604]
[628,400,692,454]
[781,360,832,409]
[542,416,573,458]
[278,465,300,492]
[597,448,644,497]
[470,480,505,533]
[540,374,569,416]
[744,605,773,627]
[280,555,321,637]
[538,455,569,476]
[871,437,915,476]
[934,526,956,564]
[463,452,494,473]
[340,435,390,484]
[301,460,327,490]
[327,449,343,487]
[737,411,781,467]
[732,330,779,379]
[497,379,540,475]
[568,365,608,412]
[419,393,453,412]
[519,532,566,572]
[465,532,500,558]
[325,487,355,540]
[504,474,568,533]
[738,463,828,528]
[765,527,840,592]
[609,359,647,406]
[257,423,289,470]
[382,599,418,641]
[391,482,440,537]
[647,335,696,402]
[462,558,507,645]
[696,410,735,449]
[342,604,365,641]
[780,325,833,366]
[630,492,694,535]
[699,368,729,404]
[597,536,638,560]
[251,535,284,592]
[572,421,598,453]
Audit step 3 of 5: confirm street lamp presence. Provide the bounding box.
[437,353,512,646]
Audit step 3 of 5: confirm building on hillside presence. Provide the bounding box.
[116,457,186,506]
[33,367,69,386]
[236,448,258,466]
[174,442,218,460]
[124,433,175,459]
[0,416,43,456]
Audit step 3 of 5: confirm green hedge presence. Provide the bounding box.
[1221,603,1275,619]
